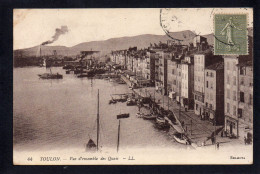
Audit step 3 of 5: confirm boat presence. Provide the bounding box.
[126,99,136,106]
[136,112,144,118]
[118,80,126,84]
[38,73,63,79]
[86,89,100,151]
[173,132,190,145]
[156,116,170,127]
[38,46,63,79]
[63,65,74,70]
[74,69,87,74]
[165,117,185,133]
[143,114,156,120]
[77,73,90,78]
[109,99,117,104]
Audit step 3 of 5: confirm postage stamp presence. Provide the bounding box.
[214,14,248,55]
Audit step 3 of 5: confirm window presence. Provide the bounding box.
[206,81,209,88]
[233,76,236,86]
[211,72,213,77]
[233,91,236,101]
[206,72,208,76]
[233,106,236,116]
[172,69,175,74]
[196,104,198,110]
[227,89,230,99]
[238,108,243,118]
[227,75,230,84]
[210,93,213,101]
[206,102,208,107]
[240,77,244,85]
[210,82,213,89]
[240,92,244,102]
[227,103,230,113]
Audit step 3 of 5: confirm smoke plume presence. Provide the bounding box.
[41,25,69,45]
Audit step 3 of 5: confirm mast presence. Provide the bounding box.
[40,45,42,58]
[97,89,100,151]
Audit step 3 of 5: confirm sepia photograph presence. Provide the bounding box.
[13,8,253,165]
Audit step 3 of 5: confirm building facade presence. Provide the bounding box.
[194,53,222,118]
[204,62,224,125]
[237,60,253,139]
[180,56,194,109]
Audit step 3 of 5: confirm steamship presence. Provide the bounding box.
[38,45,63,79]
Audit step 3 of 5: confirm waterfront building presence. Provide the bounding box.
[167,58,177,99]
[133,57,138,75]
[155,52,162,92]
[204,61,224,125]
[176,56,183,103]
[194,51,222,118]
[193,36,208,51]
[157,51,171,95]
[224,53,253,138]
[237,60,253,139]
[147,51,156,86]
[126,54,134,71]
[167,54,183,100]
[180,56,194,109]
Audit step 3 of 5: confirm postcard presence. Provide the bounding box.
[13,8,253,165]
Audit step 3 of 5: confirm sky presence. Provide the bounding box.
[13,8,253,50]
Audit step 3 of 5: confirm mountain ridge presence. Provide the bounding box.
[14,27,252,57]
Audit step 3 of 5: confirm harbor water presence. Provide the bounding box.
[13,67,185,153]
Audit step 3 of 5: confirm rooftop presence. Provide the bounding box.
[237,60,253,67]
[205,61,224,70]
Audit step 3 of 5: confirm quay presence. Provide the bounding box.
[120,73,244,149]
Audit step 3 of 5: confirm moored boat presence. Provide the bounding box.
[126,99,136,106]
[173,132,190,145]
[136,112,144,118]
[109,99,117,104]
[38,73,63,79]
[143,114,156,120]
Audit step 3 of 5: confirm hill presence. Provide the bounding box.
[15,30,216,57]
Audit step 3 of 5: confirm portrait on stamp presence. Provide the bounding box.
[214,14,248,55]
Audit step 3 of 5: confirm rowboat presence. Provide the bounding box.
[173,133,190,145]
[143,114,156,120]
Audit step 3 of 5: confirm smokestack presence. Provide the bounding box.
[41,26,69,46]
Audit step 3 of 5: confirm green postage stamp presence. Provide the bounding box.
[214,14,248,55]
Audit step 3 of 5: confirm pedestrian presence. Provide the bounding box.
[244,136,247,145]
[217,142,219,149]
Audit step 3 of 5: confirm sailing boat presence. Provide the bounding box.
[38,45,63,79]
[86,89,100,151]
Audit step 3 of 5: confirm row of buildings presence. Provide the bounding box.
[110,36,253,140]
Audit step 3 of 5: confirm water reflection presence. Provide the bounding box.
[13,67,185,152]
